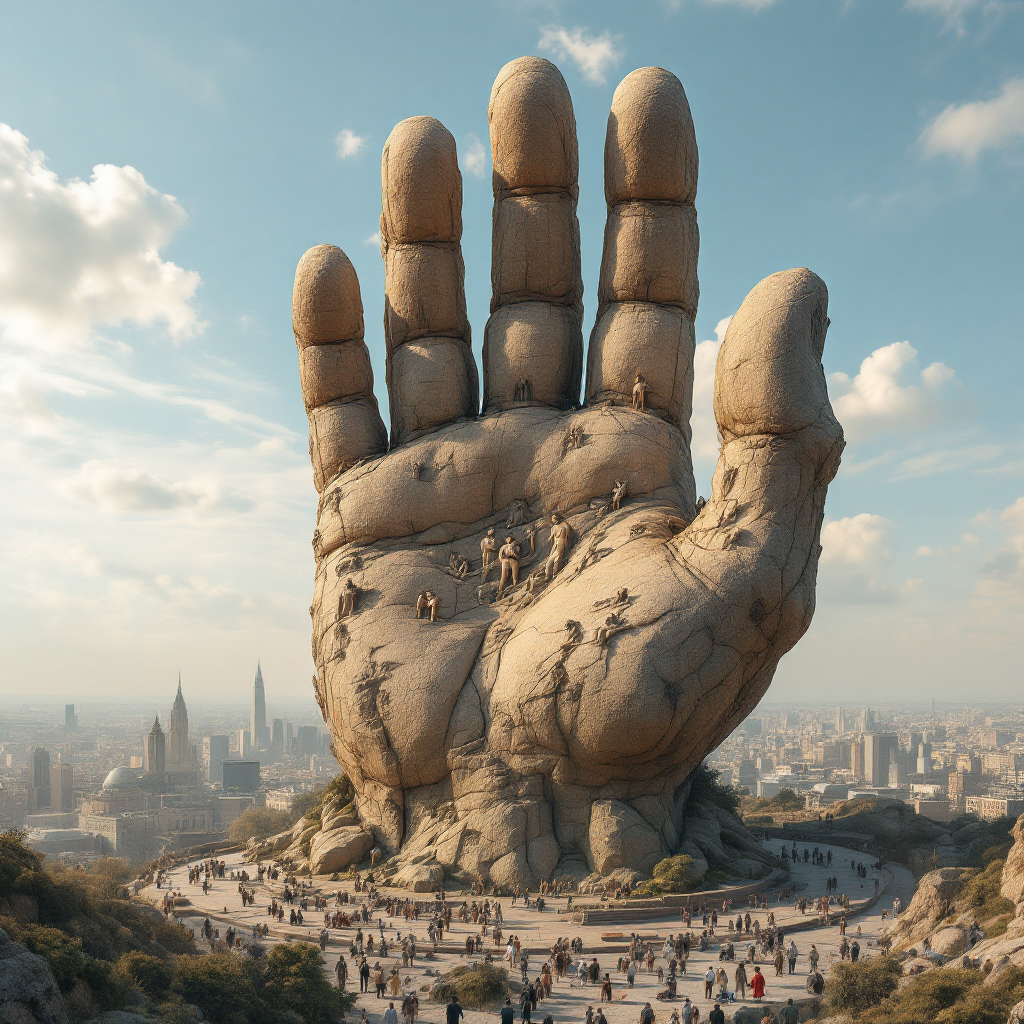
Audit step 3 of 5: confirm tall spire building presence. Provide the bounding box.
[146,715,166,774]
[251,662,270,750]
[166,675,193,770]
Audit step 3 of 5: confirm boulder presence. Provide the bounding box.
[393,861,445,893]
[589,800,667,876]
[1008,998,1024,1024]
[929,927,966,956]
[0,927,69,1024]
[309,825,373,874]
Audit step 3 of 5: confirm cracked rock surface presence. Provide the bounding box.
[292,58,844,889]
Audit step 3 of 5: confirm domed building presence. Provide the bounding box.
[80,766,146,815]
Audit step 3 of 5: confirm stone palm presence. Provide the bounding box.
[293,57,843,889]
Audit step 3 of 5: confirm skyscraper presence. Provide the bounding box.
[64,704,77,732]
[251,663,270,750]
[166,676,192,770]
[31,748,51,811]
[203,735,229,785]
[146,716,166,774]
[50,760,74,812]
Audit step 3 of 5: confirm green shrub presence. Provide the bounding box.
[115,950,174,999]
[688,766,741,813]
[430,963,510,1010]
[633,855,706,896]
[960,859,1015,923]
[8,922,87,991]
[262,941,348,1024]
[228,807,292,843]
[824,955,902,1016]
[744,789,804,814]
[291,774,355,826]
[858,966,1024,1024]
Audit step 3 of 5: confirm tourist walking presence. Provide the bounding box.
[751,965,766,1000]
[704,965,716,998]
[735,961,748,999]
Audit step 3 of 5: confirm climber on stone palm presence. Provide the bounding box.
[292,57,844,889]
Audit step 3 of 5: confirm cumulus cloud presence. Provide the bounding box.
[828,340,955,440]
[980,496,1024,580]
[921,78,1024,161]
[905,0,1003,34]
[67,461,253,515]
[463,133,487,178]
[364,231,382,247]
[335,128,367,159]
[819,513,897,603]
[538,25,622,84]
[0,124,201,350]
[689,316,731,468]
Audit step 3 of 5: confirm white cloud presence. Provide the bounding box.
[905,0,1002,34]
[690,316,732,470]
[821,513,890,566]
[538,25,623,84]
[67,461,253,515]
[364,231,382,247]
[663,0,774,8]
[819,513,896,604]
[335,128,367,159]
[463,133,487,178]
[0,124,201,351]
[980,496,1024,579]
[921,78,1024,161]
[828,340,956,440]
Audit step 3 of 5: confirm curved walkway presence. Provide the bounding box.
[141,839,916,1023]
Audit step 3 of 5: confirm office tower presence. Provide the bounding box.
[64,704,77,732]
[864,733,898,787]
[31,748,51,810]
[271,718,284,757]
[835,707,845,734]
[237,729,251,759]
[146,715,166,773]
[166,677,192,769]
[917,742,932,777]
[251,662,270,750]
[50,761,73,812]
[296,726,319,758]
[203,735,229,785]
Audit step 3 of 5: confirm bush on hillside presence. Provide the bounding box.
[430,963,511,1010]
[824,955,902,1016]
[228,807,292,843]
[687,765,741,814]
[291,774,355,826]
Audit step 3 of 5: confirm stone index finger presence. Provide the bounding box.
[382,116,478,445]
[586,67,699,431]
[294,245,388,492]
[483,56,584,413]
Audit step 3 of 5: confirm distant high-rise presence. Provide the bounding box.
[237,729,252,759]
[296,726,320,758]
[50,760,73,812]
[864,733,898,787]
[203,735,229,785]
[166,676,192,769]
[251,663,270,750]
[64,704,77,732]
[31,748,51,810]
[270,719,284,759]
[835,707,845,734]
[146,716,166,774]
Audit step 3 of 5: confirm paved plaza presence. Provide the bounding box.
[143,839,916,1023]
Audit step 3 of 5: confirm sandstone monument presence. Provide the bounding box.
[291,57,844,890]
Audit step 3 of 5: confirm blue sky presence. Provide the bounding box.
[1,0,1022,703]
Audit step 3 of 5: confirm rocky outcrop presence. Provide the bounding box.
[309,826,373,875]
[0,927,69,1024]
[883,867,972,951]
[1008,998,1024,1024]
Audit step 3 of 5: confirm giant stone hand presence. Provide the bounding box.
[295,58,844,888]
